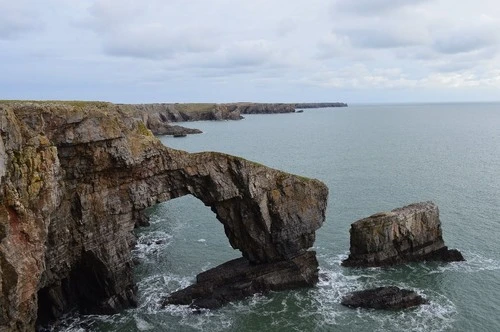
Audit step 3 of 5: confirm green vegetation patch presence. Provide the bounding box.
[173,103,217,113]
[0,100,111,109]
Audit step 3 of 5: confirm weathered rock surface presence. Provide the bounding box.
[341,286,428,309]
[0,101,328,331]
[164,251,318,309]
[342,202,464,267]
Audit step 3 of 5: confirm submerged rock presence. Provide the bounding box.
[341,286,428,309]
[0,101,328,331]
[342,202,464,267]
[164,251,318,309]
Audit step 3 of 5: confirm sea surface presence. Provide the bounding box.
[56,103,500,331]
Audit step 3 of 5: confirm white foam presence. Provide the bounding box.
[134,315,153,331]
[132,231,172,261]
[430,251,500,274]
[299,262,458,331]
[136,273,194,314]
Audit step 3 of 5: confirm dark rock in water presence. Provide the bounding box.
[161,125,200,136]
[135,210,150,227]
[341,286,428,309]
[296,110,304,113]
[342,202,465,267]
[163,251,318,309]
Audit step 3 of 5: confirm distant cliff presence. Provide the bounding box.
[120,102,346,136]
[295,102,348,108]
[0,101,328,331]
[119,103,297,134]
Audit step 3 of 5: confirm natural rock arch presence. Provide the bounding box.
[0,103,328,331]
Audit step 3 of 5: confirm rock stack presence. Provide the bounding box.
[342,201,464,267]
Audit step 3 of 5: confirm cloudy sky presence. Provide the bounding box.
[1,0,499,103]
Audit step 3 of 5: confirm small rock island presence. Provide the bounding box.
[341,286,428,310]
[342,201,464,267]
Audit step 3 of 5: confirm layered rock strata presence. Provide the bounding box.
[0,102,328,331]
[341,286,428,309]
[164,251,318,309]
[342,202,464,267]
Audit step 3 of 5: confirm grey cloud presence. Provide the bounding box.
[188,40,285,71]
[333,0,430,15]
[0,3,42,39]
[433,32,497,54]
[104,28,218,59]
[345,29,418,49]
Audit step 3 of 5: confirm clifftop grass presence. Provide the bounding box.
[0,100,111,110]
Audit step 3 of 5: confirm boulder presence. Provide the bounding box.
[341,286,428,309]
[342,202,464,267]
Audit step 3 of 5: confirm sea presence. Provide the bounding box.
[54,103,500,331]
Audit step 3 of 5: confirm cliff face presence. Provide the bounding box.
[342,202,464,267]
[0,102,328,331]
[120,103,298,135]
[120,102,347,136]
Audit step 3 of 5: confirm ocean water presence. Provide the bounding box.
[55,103,500,331]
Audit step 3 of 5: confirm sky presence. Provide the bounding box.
[1,0,499,103]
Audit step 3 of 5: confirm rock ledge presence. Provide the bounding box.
[164,251,318,309]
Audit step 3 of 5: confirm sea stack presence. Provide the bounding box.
[342,201,464,267]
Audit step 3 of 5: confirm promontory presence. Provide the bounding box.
[0,101,328,331]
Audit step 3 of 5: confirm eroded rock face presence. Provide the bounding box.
[341,286,428,309]
[164,251,318,309]
[342,202,464,267]
[0,102,328,331]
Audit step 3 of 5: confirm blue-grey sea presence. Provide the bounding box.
[58,103,500,331]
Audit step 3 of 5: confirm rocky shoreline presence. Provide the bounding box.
[0,101,328,331]
[119,102,347,136]
[0,101,466,331]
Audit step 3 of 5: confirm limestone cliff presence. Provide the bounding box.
[342,202,464,267]
[0,101,328,331]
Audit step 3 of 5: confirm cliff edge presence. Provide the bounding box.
[0,101,328,331]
